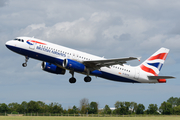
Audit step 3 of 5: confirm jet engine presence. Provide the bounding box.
[41,62,66,74]
[63,59,86,72]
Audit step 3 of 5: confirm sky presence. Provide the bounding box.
[0,0,180,110]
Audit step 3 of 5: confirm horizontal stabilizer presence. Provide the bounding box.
[148,76,175,80]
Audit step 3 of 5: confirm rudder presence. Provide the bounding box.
[139,47,169,76]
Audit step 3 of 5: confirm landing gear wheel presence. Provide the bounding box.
[84,76,91,82]
[69,77,76,83]
[22,63,27,67]
[22,56,29,67]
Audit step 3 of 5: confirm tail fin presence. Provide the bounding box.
[139,47,169,76]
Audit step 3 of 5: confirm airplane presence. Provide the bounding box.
[5,37,175,83]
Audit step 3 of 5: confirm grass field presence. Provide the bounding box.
[0,116,180,120]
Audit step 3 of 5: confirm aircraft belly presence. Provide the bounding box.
[7,45,64,66]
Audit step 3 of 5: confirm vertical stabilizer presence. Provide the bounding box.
[139,47,169,76]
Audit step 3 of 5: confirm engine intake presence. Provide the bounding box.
[63,59,86,72]
[41,62,66,74]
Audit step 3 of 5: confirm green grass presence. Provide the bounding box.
[0,116,180,120]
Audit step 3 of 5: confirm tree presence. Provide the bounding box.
[63,109,68,114]
[8,102,20,113]
[21,101,28,113]
[130,102,137,113]
[136,104,145,114]
[125,102,131,114]
[167,97,178,106]
[103,105,111,114]
[72,105,78,114]
[114,101,128,115]
[176,98,180,106]
[48,102,63,113]
[159,101,172,115]
[37,101,46,113]
[68,106,78,114]
[173,105,180,115]
[0,103,9,113]
[147,104,158,114]
[80,98,89,114]
[88,102,98,114]
[27,100,40,113]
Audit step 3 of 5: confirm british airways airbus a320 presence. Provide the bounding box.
[5,37,175,83]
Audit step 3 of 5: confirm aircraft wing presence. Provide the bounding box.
[83,57,140,69]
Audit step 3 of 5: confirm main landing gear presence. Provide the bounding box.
[69,70,76,84]
[84,69,91,82]
[22,56,29,67]
[84,76,91,82]
[69,70,92,84]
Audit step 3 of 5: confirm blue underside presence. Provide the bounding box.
[6,45,139,83]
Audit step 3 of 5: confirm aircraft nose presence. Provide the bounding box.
[5,41,10,47]
[5,40,13,49]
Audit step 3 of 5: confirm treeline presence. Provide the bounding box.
[0,97,180,115]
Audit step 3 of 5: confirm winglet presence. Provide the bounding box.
[137,57,141,62]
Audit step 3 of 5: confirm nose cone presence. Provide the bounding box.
[5,40,14,50]
[5,41,11,49]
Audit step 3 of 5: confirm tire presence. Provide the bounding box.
[69,77,76,83]
[84,76,91,82]
[22,63,27,67]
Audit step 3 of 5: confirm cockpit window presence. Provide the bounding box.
[14,38,24,42]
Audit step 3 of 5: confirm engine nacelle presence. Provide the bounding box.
[63,59,86,72]
[41,62,66,74]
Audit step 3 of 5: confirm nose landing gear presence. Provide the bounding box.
[22,56,29,67]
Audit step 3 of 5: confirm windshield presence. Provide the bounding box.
[14,38,24,42]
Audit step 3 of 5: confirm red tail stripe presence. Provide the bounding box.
[148,53,168,61]
[27,40,47,45]
[140,65,158,76]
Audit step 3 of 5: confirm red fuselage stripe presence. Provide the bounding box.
[27,40,47,45]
